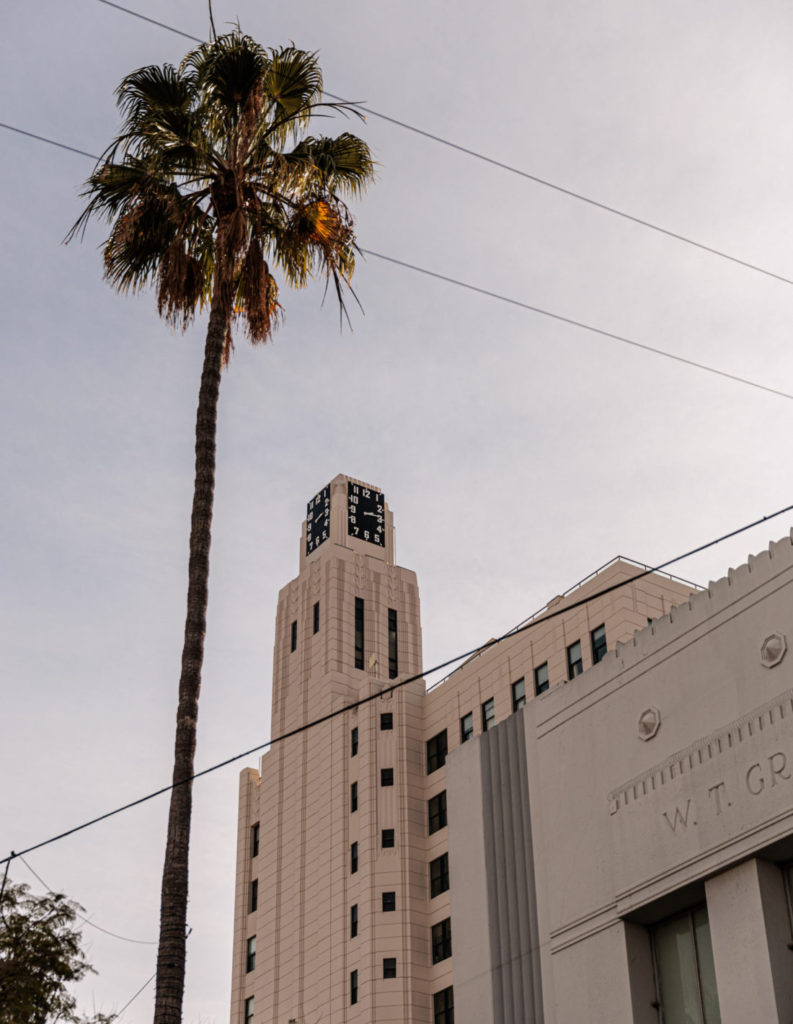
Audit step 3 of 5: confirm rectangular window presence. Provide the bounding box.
[534,662,549,695]
[351,842,358,874]
[511,677,526,712]
[354,597,364,670]
[350,969,358,1006]
[381,829,395,848]
[249,879,258,914]
[313,601,320,634]
[428,791,447,834]
[351,727,358,757]
[591,624,607,664]
[381,768,394,787]
[567,639,583,679]
[290,619,297,653]
[388,608,398,679]
[350,904,358,938]
[433,986,454,1024]
[246,935,256,973]
[652,906,720,1024]
[481,698,495,732]
[250,822,260,858]
[431,917,452,963]
[426,730,448,774]
[430,853,450,897]
[350,781,358,813]
[380,712,393,731]
[382,891,396,912]
[383,957,397,979]
[244,995,254,1024]
[460,712,473,743]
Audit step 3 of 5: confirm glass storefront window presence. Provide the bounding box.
[652,906,721,1024]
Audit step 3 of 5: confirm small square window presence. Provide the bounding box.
[433,986,454,1024]
[431,917,452,963]
[351,727,358,757]
[249,879,258,914]
[428,791,447,834]
[426,730,447,774]
[380,712,393,731]
[351,842,358,874]
[511,677,526,712]
[481,698,495,732]
[460,712,473,743]
[567,640,583,679]
[313,601,320,634]
[591,624,607,664]
[381,768,394,787]
[382,829,395,848]
[382,891,396,912]
[350,904,358,938]
[290,620,297,653]
[350,969,358,1006]
[244,995,254,1024]
[430,853,449,897]
[250,822,260,858]
[383,957,397,979]
[246,935,256,973]
[534,662,549,695]
[350,781,358,813]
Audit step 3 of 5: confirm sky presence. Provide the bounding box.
[3,0,793,1020]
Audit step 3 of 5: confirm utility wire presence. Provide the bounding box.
[1,120,789,403]
[2,501,791,870]
[18,854,156,945]
[114,973,155,1022]
[94,0,793,290]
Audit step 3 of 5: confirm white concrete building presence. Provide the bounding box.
[229,475,793,1024]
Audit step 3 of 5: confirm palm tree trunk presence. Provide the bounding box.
[153,250,231,1023]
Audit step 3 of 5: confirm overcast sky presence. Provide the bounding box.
[3,1,793,1020]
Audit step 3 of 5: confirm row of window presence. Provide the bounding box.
[350,841,449,897]
[288,600,400,679]
[349,973,454,1021]
[349,908,452,962]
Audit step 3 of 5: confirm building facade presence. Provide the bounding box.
[229,475,793,1023]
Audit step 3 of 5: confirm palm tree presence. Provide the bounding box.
[68,29,374,1024]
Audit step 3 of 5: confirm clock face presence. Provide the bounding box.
[306,485,330,555]
[347,482,385,547]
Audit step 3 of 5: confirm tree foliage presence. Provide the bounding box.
[0,880,114,1024]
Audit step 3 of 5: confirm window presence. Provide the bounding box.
[460,712,473,743]
[534,662,549,695]
[350,970,358,1006]
[388,608,399,678]
[381,768,394,787]
[591,624,607,664]
[433,986,454,1024]
[383,957,397,979]
[290,619,297,653]
[481,698,495,732]
[431,918,452,963]
[567,639,583,679]
[313,601,320,634]
[351,727,358,757]
[430,853,449,897]
[244,995,254,1024]
[249,879,258,914]
[246,935,256,973]
[250,822,259,858]
[651,906,720,1024]
[426,730,448,774]
[354,597,364,670]
[382,829,395,848]
[380,712,393,731]
[351,842,358,873]
[428,791,447,834]
[351,781,358,813]
[382,891,396,912]
[511,677,526,712]
[350,904,358,938]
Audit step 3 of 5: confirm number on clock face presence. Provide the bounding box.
[306,484,330,555]
[347,482,385,546]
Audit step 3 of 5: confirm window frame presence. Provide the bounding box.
[351,842,358,873]
[351,727,358,757]
[290,619,297,653]
[388,607,398,679]
[591,623,607,664]
[354,596,365,670]
[249,878,258,914]
[460,711,474,743]
[381,829,395,848]
[431,917,452,964]
[567,639,583,679]
[250,822,259,858]
[313,601,320,634]
[383,957,397,979]
[481,697,495,732]
[244,995,254,1024]
[428,791,447,835]
[433,986,454,1024]
[350,903,358,938]
[380,712,393,731]
[382,891,396,912]
[430,852,450,897]
[381,767,394,787]
[511,677,526,712]
[350,969,358,1006]
[245,935,256,973]
[426,730,448,774]
[350,781,358,813]
[534,662,549,695]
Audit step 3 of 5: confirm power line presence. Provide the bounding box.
[2,501,791,870]
[94,0,793,290]
[114,973,155,1022]
[1,120,789,404]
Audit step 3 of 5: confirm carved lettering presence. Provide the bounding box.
[746,763,765,795]
[663,799,694,832]
[769,751,791,786]
[707,782,731,815]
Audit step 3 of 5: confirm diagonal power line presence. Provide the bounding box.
[93,0,793,289]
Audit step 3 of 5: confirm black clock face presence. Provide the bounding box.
[347,482,385,547]
[306,485,330,554]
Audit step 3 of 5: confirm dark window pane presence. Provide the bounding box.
[383,957,397,979]
[482,698,495,731]
[250,822,260,858]
[313,601,320,634]
[351,842,358,874]
[246,935,256,973]
[426,730,448,774]
[382,891,396,912]
[382,829,395,848]
[249,878,258,913]
[460,712,473,742]
[380,712,393,731]
[244,996,254,1023]
[591,624,607,664]
[388,608,398,679]
[511,677,526,712]
[433,986,454,1024]
[431,918,452,963]
[351,727,358,757]
[290,619,297,653]
[350,970,358,1005]
[351,781,358,813]
[567,640,583,678]
[381,768,394,787]
[430,853,449,897]
[354,597,364,670]
[428,791,447,834]
[534,662,549,695]
[350,904,358,938]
